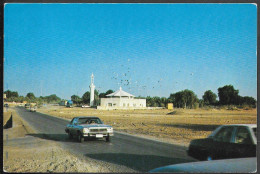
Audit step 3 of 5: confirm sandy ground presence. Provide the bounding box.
[3,107,137,173]
[37,106,257,146]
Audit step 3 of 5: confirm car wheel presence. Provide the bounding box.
[78,132,84,143]
[106,136,110,142]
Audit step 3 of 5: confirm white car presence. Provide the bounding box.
[65,116,113,142]
[81,105,90,108]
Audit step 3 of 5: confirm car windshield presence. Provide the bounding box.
[78,118,103,125]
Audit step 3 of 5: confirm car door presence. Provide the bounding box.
[210,126,234,160]
[227,126,256,158]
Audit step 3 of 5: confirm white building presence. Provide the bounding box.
[89,73,95,106]
[97,87,146,110]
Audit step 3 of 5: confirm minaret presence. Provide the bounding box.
[89,73,95,106]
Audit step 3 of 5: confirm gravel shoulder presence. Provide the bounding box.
[3,107,138,173]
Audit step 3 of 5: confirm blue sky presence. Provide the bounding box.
[4,4,257,100]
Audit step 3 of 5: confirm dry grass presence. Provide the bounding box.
[37,106,257,145]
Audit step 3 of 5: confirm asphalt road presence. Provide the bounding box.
[16,107,196,172]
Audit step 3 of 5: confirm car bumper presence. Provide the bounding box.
[83,133,114,138]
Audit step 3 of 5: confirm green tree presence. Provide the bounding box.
[45,94,61,103]
[182,89,198,109]
[99,93,106,98]
[82,91,90,104]
[105,89,114,95]
[39,96,47,103]
[4,90,12,98]
[71,95,81,105]
[146,96,153,107]
[160,97,168,107]
[94,89,100,106]
[169,89,198,109]
[203,90,217,105]
[36,97,44,107]
[4,90,19,98]
[145,96,169,107]
[99,89,114,98]
[218,85,239,105]
[169,91,187,108]
[16,96,25,102]
[198,99,205,108]
[152,96,161,107]
[26,92,36,99]
[239,96,256,107]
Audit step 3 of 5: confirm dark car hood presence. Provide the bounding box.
[190,138,212,145]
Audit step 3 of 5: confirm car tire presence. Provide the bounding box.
[106,136,110,142]
[78,132,84,143]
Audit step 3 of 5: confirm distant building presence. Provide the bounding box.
[3,93,7,99]
[98,87,146,110]
[166,103,174,110]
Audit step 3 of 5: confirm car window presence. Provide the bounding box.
[78,118,89,124]
[72,118,78,125]
[89,118,102,124]
[235,127,253,145]
[214,126,233,143]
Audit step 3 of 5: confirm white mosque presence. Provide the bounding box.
[89,73,146,110]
